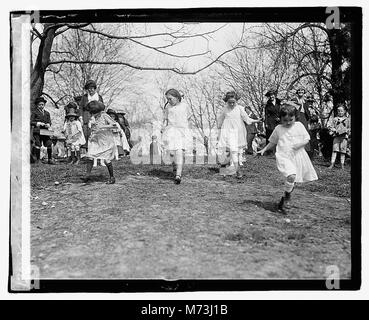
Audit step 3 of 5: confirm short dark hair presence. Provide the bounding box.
[279,103,299,119]
[84,80,97,90]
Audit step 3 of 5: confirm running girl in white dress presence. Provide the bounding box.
[81,101,118,184]
[217,91,262,178]
[258,102,318,213]
[161,88,192,184]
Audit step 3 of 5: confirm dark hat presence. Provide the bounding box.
[64,101,79,111]
[223,91,240,102]
[35,96,47,105]
[116,111,126,116]
[87,100,105,114]
[65,111,79,118]
[265,89,277,97]
[106,108,118,118]
[84,79,97,90]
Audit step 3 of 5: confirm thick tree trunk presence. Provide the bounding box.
[30,25,57,106]
[327,28,346,111]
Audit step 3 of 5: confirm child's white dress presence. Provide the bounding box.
[217,104,252,152]
[87,112,117,161]
[63,120,86,148]
[111,120,130,152]
[269,122,318,183]
[162,102,191,151]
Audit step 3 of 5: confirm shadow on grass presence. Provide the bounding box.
[78,174,110,185]
[241,199,280,213]
[146,168,175,181]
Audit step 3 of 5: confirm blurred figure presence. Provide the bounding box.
[264,89,281,153]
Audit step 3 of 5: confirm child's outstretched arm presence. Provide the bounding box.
[257,142,277,156]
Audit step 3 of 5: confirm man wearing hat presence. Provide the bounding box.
[264,89,281,150]
[78,80,104,150]
[30,96,54,164]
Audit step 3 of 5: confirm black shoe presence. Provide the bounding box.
[174,175,181,184]
[106,177,116,184]
[278,196,287,214]
[80,175,91,183]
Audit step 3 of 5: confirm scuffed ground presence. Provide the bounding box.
[30,156,351,279]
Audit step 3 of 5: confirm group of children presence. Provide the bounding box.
[52,87,350,213]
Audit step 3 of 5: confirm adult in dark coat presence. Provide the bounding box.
[264,89,281,145]
[291,87,312,154]
[30,97,54,164]
[78,80,104,150]
[291,87,311,130]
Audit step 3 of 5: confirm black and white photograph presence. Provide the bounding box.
[8,4,362,294]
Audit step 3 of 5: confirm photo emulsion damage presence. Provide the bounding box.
[9,7,361,292]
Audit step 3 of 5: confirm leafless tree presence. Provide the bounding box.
[29,21,245,107]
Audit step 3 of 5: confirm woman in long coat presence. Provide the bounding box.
[264,89,281,146]
[78,80,104,150]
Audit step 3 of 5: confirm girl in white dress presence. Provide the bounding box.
[106,109,131,158]
[217,91,262,178]
[161,88,192,184]
[258,103,318,213]
[63,111,86,165]
[81,101,118,184]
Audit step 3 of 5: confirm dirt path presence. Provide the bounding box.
[31,171,351,280]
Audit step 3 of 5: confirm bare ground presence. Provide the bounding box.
[30,156,351,279]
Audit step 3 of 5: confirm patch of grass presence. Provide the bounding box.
[31,154,350,197]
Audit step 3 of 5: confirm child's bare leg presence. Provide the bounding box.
[169,152,176,172]
[329,151,337,169]
[284,174,296,198]
[230,151,241,177]
[340,153,345,169]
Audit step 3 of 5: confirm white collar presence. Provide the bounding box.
[88,92,99,102]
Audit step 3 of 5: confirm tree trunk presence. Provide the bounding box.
[30,25,57,106]
[327,28,346,111]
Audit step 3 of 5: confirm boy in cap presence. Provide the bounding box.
[30,96,54,164]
